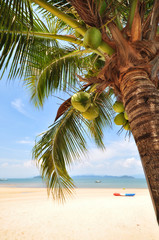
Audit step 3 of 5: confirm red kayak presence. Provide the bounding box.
[113,193,135,196]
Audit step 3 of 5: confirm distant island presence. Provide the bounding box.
[72,175,135,179]
[33,174,145,179]
[119,175,134,179]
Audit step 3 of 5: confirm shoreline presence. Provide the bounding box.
[0,188,159,240]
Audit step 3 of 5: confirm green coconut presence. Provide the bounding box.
[113,101,124,113]
[124,111,129,120]
[71,92,91,112]
[114,113,127,126]
[83,27,102,49]
[82,103,99,120]
[123,121,131,130]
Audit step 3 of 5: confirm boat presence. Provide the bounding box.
[0,178,8,181]
[95,180,101,183]
[113,193,135,197]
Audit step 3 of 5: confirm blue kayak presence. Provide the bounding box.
[114,193,135,196]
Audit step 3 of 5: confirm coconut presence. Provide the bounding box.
[124,111,129,120]
[123,121,131,130]
[114,113,127,125]
[82,103,99,120]
[83,27,102,49]
[113,101,124,113]
[71,92,91,112]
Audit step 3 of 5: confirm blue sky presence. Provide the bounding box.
[0,73,145,178]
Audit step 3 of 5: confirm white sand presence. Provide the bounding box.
[0,188,159,240]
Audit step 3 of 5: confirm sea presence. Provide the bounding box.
[0,175,147,189]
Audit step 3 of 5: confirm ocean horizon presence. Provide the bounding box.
[0,175,147,189]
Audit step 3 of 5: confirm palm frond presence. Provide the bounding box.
[34,0,72,20]
[0,0,33,30]
[54,97,71,121]
[0,4,85,81]
[33,87,114,200]
[0,0,81,80]
[0,0,70,29]
[33,107,88,201]
[0,1,32,77]
[0,4,61,78]
[24,48,91,107]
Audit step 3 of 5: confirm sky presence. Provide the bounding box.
[0,73,145,179]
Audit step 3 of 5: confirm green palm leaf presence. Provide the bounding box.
[33,107,87,201]
[24,48,92,107]
[0,5,62,78]
[33,87,114,200]
[0,0,33,29]
[0,0,80,80]
[34,0,72,21]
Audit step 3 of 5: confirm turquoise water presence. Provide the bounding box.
[0,176,147,189]
[73,176,147,188]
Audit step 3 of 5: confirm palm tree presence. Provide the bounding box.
[1,0,159,222]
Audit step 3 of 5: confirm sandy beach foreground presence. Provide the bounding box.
[0,188,159,240]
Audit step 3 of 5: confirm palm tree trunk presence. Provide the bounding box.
[120,68,159,223]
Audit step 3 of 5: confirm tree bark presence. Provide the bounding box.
[120,68,159,223]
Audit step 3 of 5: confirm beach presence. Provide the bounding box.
[0,187,159,240]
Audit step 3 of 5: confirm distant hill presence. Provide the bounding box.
[33,176,42,179]
[72,175,135,179]
[119,175,134,179]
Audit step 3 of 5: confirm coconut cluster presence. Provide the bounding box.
[71,92,99,120]
[113,101,131,131]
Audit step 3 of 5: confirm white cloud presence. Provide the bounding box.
[1,162,9,167]
[11,98,26,114]
[0,139,144,178]
[23,160,35,168]
[11,98,33,118]
[69,139,143,176]
[116,157,142,168]
[0,158,39,178]
[75,139,138,164]
[0,159,35,169]
[16,140,34,145]
[16,137,34,145]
